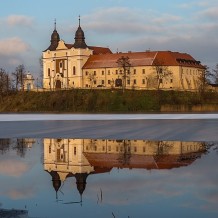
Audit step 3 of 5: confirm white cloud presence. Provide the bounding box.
[0,37,35,72]
[6,15,34,27]
[198,7,218,19]
[83,7,182,35]
[79,6,218,69]
[0,159,29,177]
[0,37,30,56]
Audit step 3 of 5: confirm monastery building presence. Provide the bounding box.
[42,19,205,91]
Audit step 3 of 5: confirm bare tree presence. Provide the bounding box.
[118,140,131,165]
[87,72,96,89]
[152,60,172,90]
[212,64,218,84]
[197,65,212,94]
[116,56,131,92]
[39,55,43,88]
[12,64,26,91]
[0,68,10,94]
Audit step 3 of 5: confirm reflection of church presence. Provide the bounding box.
[44,139,111,199]
[44,139,206,198]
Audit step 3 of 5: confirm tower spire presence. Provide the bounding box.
[79,15,81,27]
[74,15,87,49]
[54,18,56,30]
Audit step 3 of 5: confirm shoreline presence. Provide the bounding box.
[1,113,218,121]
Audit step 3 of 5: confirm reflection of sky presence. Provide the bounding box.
[0,140,218,218]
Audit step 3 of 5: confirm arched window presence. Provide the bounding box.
[73,66,76,75]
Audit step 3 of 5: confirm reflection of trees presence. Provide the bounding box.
[0,138,29,157]
[177,142,208,162]
[153,141,173,162]
[87,139,97,151]
[13,139,28,158]
[118,140,131,166]
[0,139,11,154]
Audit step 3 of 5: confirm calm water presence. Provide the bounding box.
[0,138,217,218]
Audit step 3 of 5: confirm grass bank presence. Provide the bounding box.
[0,89,218,113]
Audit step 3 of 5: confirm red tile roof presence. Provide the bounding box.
[83,51,205,69]
[63,44,112,55]
[84,153,197,170]
[88,46,112,55]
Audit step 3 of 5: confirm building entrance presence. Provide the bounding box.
[55,80,61,89]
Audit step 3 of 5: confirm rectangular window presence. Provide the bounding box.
[73,66,76,75]
[108,70,110,75]
[134,69,136,74]
[94,80,96,84]
[74,147,76,155]
[102,71,104,75]
[127,80,130,85]
[85,71,88,76]
[48,68,50,77]
[142,79,145,84]
[134,79,137,84]
[108,80,111,84]
[159,78,163,83]
[142,69,145,74]
[94,71,96,75]
[116,70,118,74]
[102,80,104,85]
[170,79,173,83]
[60,62,62,68]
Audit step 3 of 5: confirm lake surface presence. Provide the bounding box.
[0,114,218,218]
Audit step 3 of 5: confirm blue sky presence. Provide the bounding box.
[1,0,218,76]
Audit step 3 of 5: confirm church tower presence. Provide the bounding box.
[42,17,111,90]
[74,16,87,49]
[42,18,93,90]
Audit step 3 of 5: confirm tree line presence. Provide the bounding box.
[0,64,27,95]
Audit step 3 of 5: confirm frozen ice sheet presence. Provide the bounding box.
[0,119,218,141]
[0,113,218,121]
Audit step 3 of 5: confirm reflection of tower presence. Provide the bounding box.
[49,171,61,199]
[43,139,111,199]
[75,173,88,196]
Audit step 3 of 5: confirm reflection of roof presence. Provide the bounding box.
[83,51,204,69]
[84,152,202,170]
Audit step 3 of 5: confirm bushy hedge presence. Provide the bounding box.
[0,89,218,113]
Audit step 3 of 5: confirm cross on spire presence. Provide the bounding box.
[79,15,80,27]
